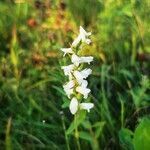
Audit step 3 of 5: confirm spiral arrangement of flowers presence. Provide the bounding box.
[60,26,94,115]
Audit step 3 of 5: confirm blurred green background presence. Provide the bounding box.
[0,0,150,149]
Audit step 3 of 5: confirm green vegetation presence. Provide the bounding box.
[0,0,150,149]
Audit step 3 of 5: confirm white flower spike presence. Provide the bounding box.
[61,26,94,114]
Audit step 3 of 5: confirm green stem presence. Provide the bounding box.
[61,113,70,150]
[74,114,81,150]
[120,100,124,128]
[89,128,100,150]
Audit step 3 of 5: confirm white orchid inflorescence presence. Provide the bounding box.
[60,26,94,115]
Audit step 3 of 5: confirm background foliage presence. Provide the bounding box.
[0,0,150,149]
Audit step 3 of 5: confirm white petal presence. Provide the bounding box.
[73,69,92,85]
[71,26,91,47]
[63,80,75,98]
[80,56,93,64]
[69,97,78,114]
[80,103,94,112]
[63,80,74,89]
[72,35,81,47]
[80,26,91,36]
[79,26,91,44]
[63,88,73,98]
[73,70,83,84]
[71,54,80,66]
[60,48,74,56]
[81,68,92,78]
[81,80,88,87]
[71,54,93,66]
[76,85,91,99]
[61,64,74,76]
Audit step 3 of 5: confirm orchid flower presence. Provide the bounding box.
[60,48,74,56]
[72,26,91,47]
[63,80,75,98]
[73,69,92,84]
[61,64,75,79]
[76,85,91,99]
[69,98,94,115]
[71,54,93,66]
[76,79,91,99]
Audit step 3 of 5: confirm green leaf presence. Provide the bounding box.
[93,121,105,138]
[66,111,86,135]
[119,128,134,150]
[133,117,150,150]
[52,85,65,96]
[122,4,132,17]
[81,120,91,129]
[61,100,70,108]
[79,131,92,142]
